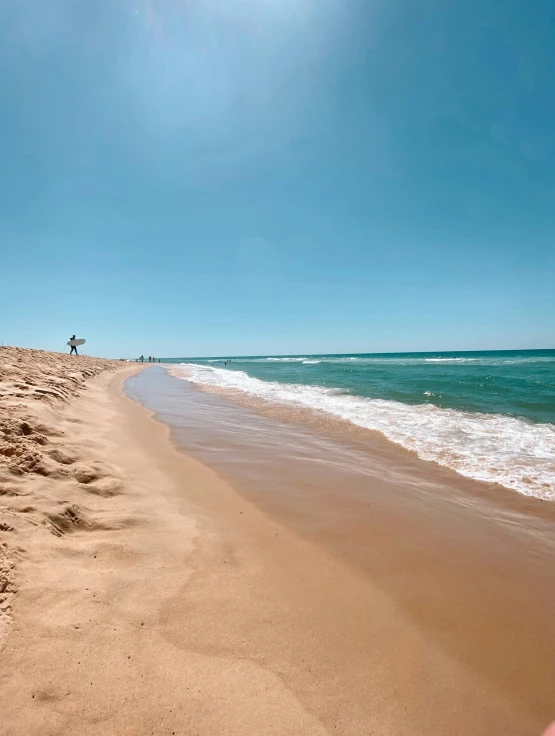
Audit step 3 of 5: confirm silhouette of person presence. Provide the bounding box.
[69,335,78,355]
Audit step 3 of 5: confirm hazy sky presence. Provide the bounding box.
[1,0,554,357]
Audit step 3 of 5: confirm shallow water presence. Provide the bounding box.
[161,350,555,499]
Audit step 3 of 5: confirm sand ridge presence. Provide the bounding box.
[0,347,124,645]
[0,346,121,476]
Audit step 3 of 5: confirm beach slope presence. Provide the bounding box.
[0,349,335,735]
[0,347,550,736]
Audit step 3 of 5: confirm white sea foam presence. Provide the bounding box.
[265,357,307,362]
[307,356,483,365]
[425,357,477,363]
[188,355,554,367]
[303,360,322,364]
[168,363,555,500]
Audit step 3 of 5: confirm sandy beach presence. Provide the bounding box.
[0,347,554,736]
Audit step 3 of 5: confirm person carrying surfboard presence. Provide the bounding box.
[69,335,78,355]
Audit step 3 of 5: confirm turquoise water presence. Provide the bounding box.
[162,350,555,499]
[165,350,555,423]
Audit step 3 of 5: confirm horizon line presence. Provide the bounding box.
[149,346,555,360]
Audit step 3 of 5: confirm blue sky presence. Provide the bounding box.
[1,0,554,358]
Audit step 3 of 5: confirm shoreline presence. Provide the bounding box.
[165,357,555,501]
[128,366,555,733]
[164,364,555,524]
[0,353,553,734]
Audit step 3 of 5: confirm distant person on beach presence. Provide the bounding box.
[139,355,144,362]
[69,335,78,355]
[152,356,155,363]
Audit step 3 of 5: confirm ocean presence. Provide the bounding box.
[161,350,555,500]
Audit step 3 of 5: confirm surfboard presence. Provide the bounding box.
[67,339,86,347]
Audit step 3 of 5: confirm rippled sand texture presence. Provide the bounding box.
[0,347,122,643]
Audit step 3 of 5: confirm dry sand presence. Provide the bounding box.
[0,347,552,735]
[0,347,122,644]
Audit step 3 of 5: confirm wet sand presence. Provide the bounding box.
[1,352,554,734]
[128,366,555,734]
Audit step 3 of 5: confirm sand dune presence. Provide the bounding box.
[0,347,124,645]
[0,347,121,476]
